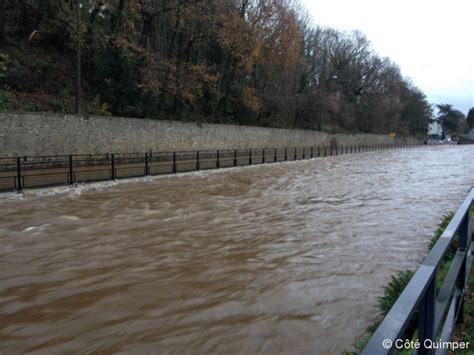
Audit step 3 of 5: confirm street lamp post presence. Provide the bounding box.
[75,0,82,115]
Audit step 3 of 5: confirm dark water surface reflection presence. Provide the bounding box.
[1,146,473,354]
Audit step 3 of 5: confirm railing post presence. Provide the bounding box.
[324,146,327,157]
[303,147,306,159]
[311,146,314,159]
[456,214,469,324]
[173,152,177,174]
[418,277,436,354]
[262,148,266,164]
[274,148,277,163]
[16,157,22,192]
[249,149,252,165]
[294,147,297,160]
[234,150,237,167]
[111,154,116,180]
[144,153,149,176]
[216,150,220,169]
[196,151,200,171]
[285,148,288,161]
[69,155,74,184]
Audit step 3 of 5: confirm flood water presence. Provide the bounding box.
[0,146,473,354]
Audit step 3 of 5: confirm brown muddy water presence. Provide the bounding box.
[0,146,473,354]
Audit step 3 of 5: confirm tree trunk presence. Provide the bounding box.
[0,0,7,44]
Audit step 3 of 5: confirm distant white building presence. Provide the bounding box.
[427,119,442,138]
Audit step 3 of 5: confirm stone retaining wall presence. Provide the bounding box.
[0,113,423,157]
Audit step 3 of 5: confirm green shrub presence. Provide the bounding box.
[5,59,30,90]
[428,212,454,251]
[0,53,7,79]
[0,90,15,111]
[86,95,111,116]
[377,270,414,316]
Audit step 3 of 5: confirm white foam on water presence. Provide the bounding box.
[0,156,329,201]
[22,223,50,233]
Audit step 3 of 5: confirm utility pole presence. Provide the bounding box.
[75,0,82,115]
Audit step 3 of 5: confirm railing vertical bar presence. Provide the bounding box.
[456,214,469,324]
[16,157,22,192]
[418,277,436,354]
[144,153,149,176]
[173,152,177,173]
[111,153,115,180]
[69,155,74,184]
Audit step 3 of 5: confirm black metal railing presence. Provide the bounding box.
[362,188,474,354]
[0,143,419,193]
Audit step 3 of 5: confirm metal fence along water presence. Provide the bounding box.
[362,188,474,354]
[0,144,419,192]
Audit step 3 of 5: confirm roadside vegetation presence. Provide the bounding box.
[451,264,474,354]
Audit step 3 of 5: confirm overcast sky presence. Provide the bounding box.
[300,0,474,115]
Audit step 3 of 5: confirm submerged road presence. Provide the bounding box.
[0,146,473,354]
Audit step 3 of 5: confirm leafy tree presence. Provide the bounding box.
[436,104,466,138]
[467,107,474,130]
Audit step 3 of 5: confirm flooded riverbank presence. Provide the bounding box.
[1,146,473,354]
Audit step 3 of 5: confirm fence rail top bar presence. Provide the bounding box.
[362,188,474,354]
[0,143,421,160]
